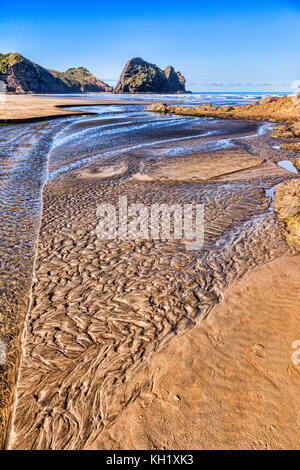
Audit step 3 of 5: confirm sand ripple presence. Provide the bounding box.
[9,172,292,449]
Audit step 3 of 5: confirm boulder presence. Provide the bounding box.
[293,157,300,172]
[145,103,169,113]
[274,179,300,248]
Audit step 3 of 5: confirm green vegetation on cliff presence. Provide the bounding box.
[50,67,92,88]
[0,52,112,93]
[0,53,23,73]
[125,64,157,87]
[48,67,112,92]
[114,57,186,94]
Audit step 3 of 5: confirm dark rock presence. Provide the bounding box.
[49,67,113,93]
[163,66,185,93]
[114,57,187,94]
[0,53,112,94]
[0,53,70,94]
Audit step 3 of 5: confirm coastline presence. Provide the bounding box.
[145,95,300,123]
[0,95,157,124]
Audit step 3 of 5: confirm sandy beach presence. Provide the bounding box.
[0,95,156,123]
[96,254,300,450]
[0,94,299,449]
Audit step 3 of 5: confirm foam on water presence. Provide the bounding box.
[42,91,289,107]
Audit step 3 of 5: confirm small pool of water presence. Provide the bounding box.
[278,160,298,174]
[265,160,298,210]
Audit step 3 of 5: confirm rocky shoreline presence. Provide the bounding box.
[145,95,300,122]
[146,97,300,248]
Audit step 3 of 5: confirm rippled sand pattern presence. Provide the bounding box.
[0,119,73,447]
[1,103,296,449]
[9,172,292,449]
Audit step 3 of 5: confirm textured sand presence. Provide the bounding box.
[96,255,300,450]
[1,97,298,448]
[133,149,263,182]
[7,146,295,449]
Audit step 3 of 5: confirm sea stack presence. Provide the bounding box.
[0,53,113,94]
[114,57,187,94]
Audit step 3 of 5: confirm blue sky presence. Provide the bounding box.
[1,0,300,92]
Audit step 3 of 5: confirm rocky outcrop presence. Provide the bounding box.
[293,157,300,172]
[114,57,187,94]
[0,53,112,94]
[145,96,300,122]
[274,179,300,248]
[163,65,186,93]
[0,53,70,94]
[48,67,113,93]
[145,102,234,115]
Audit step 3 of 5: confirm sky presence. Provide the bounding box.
[1,0,300,92]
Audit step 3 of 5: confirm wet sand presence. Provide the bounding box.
[8,143,297,449]
[0,99,299,449]
[132,148,264,182]
[96,254,300,450]
[0,95,156,123]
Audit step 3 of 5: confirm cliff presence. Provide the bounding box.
[114,57,187,94]
[163,65,186,93]
[48,67,113,93]
[0,53,112,94]
[0,53,70,93]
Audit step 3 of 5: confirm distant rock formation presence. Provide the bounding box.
[163,65,186,93]
[114,57,188,94]
[0,53,112,94]
[0,53,69,94]
[48,67,113,93]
